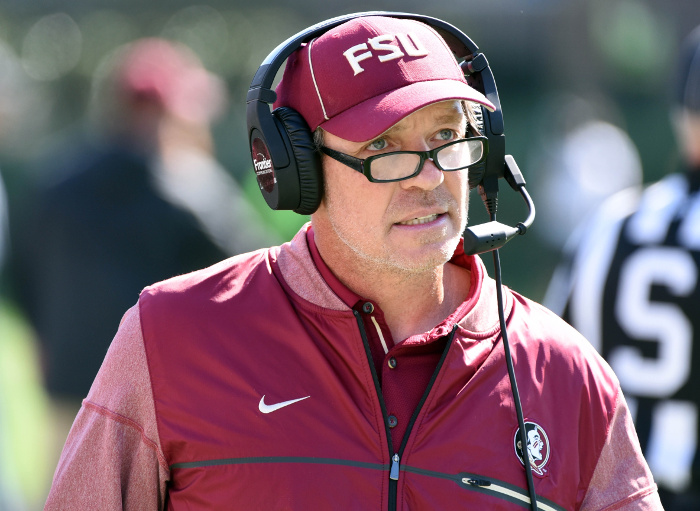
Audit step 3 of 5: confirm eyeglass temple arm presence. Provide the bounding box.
[319,146,363,173]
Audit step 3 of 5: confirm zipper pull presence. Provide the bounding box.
[463,478,491,487]
[390,454,400,480]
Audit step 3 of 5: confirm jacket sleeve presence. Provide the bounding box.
[579,390,663,510]
[44,304,169,510]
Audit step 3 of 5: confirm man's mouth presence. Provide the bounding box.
[396,213,440,226]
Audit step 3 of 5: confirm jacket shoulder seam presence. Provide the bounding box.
[82,399,169,471]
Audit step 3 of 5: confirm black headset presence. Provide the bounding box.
[246,11,508,206]
[246,12,540,509]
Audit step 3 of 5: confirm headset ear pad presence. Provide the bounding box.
[272,106,324,215]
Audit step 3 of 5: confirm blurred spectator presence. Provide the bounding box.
[0,37,53,511]
[9,38,278,486]
[545,25,700,509]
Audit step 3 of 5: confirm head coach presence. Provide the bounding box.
[45,12,661,510]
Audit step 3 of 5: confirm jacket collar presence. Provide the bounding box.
[276,223,505,334]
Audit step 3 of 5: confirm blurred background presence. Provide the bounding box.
[0,0,697,509]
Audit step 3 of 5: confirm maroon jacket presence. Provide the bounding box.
[45,225,660,510]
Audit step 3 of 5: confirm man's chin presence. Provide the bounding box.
[384,237,461,273]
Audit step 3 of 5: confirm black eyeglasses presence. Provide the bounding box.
[319,137,489,183]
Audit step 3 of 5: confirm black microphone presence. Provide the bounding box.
[463,155,535,255]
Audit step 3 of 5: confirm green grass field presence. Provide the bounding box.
[0,300,53,510]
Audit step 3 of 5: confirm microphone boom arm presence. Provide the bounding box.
[463,155,535,255]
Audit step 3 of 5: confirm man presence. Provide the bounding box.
[45,14,661,510]
[545,25,700,510]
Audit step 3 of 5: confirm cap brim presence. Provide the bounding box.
[319,79,496,142]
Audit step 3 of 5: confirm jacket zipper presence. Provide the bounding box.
[393,324,457,508]
[353,311,398,509]
[353,311,457,511]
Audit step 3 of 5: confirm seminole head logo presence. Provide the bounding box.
[514,421,550,476]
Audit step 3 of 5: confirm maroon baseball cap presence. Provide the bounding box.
[274,15,495,142]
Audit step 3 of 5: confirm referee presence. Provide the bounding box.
[546,24,700,511]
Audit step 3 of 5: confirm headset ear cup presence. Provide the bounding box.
[272,107,323,215]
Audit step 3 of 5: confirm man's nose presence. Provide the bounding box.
[400,155,444,190]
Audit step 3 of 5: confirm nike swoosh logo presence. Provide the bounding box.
[258,395,310,414]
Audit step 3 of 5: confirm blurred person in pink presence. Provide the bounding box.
[11,37,276,487]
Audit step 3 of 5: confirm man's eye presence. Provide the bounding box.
[437,129,456,141]
[367,138,388,151]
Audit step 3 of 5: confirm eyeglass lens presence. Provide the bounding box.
[370,139,484,181]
